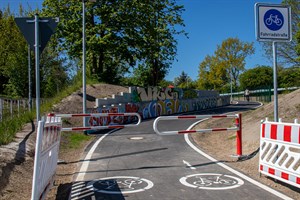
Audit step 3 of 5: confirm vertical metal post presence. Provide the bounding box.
[10,100,12,118]
[272,42,278,122]
[35,14,40,121]
[18,100,20,117]
[236,113,242,156]
[0,98,2,121]
[28,45,32,111]
[230,72,233,103]
[82,0,87,127]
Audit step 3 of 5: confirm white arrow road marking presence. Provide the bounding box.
[183,160,196,170]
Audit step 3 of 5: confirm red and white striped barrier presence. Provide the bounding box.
[53,112,141,131]
[153,114,243,156]
[32,114,62,200]
[259,119,300,188]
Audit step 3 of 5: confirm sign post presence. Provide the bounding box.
[255,3,292,122]
[15,15,58,121]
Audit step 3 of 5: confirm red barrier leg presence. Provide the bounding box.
[236,113,242,156]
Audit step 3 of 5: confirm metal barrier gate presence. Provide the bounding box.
[153,114,242,156]
[259,119,300,188]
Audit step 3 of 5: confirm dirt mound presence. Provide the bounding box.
[53,83,129,114]
[192,89,300,200]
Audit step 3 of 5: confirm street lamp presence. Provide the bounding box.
[82,0,87,127]
[230,72,233,103]
[82,0,97,127]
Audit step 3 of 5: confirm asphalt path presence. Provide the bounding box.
[69,101,291,200]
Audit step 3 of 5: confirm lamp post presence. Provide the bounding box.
[82,0,87,127]
[230,74,233,102]
[82,0,98,127]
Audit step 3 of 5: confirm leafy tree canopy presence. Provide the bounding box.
[197,38,254,92]
[239,66,273,90]
[174,71,193,88]
[42,0,186,86]
[0,5,70,98]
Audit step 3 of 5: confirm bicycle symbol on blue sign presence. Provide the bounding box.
[264,9,284,31]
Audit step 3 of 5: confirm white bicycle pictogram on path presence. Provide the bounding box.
[86,176,154,194]
[180,173,244,190]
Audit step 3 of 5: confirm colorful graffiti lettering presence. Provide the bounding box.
[88,107,125,126]
[136,87,179,102]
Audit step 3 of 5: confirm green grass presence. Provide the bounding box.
[0,111,35,145]
[227,134,237,140]
[60,132,92,149]
[0,77,101,146]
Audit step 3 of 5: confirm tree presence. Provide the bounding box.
[131,0,187,86]
[278,67,300,88]
[198,55,229,92]
[42,0,186,86]
[0,5,69,98]
[214,38,254,91]
[0,7,28,97]
[174,71,192,88]
[263,0,300,66]
[197,38,254,92]
[239,66,273,90]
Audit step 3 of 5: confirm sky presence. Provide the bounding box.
[1,0,283,81]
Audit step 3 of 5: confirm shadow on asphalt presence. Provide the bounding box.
[58,147,168,165]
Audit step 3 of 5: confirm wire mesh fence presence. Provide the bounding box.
[0,98,48,122]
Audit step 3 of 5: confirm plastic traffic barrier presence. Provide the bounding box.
[32,114,62,200]
[259,119,300,188]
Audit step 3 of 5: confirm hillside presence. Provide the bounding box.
[0,85,299,199]
[192,89,300,200]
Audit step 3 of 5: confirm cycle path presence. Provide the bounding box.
[69,102,292,200]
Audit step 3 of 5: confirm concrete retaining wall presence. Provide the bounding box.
[89,87,230,126]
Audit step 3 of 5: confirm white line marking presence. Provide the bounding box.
[183,160,196,170]
[69,131,114,200]
[184,121,293,200]
[75,131,113,182]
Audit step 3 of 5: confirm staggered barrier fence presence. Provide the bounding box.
[153,113,243,156]
[259,119,300,188]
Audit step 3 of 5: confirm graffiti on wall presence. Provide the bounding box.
[88,107,126,127]
[88,96,229,126]
[132,87,180,102]
[89,85,230,126]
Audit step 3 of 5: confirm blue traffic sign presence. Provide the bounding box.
[255,3,291,42]
[264,9,284,31]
